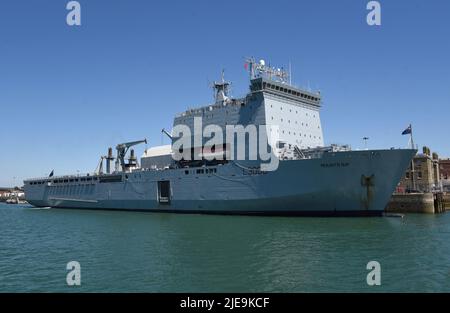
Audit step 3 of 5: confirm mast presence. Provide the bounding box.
[213,69,230,104]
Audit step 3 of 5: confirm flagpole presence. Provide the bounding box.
[409,123,416,191]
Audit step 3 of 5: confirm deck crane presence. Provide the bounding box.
[115,139,147,172]
[161,128,173,141]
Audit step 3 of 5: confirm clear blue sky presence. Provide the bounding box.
[1,0,449,187]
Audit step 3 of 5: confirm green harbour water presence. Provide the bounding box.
[1,202,449,292]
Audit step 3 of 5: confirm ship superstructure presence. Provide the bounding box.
[24,59,416,216]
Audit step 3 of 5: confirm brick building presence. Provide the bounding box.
[440,159,450,191]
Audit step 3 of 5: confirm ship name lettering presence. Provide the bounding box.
[320,162,350,168]
[242,168,267,175]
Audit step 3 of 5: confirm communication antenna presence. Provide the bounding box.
[244,57,289,83]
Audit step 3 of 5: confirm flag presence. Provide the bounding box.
[49,170,54,177]
[244,62,248,70]
[402,125,412,135]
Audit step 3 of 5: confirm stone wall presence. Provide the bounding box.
[385,193,436,214]
[444,193,450,210]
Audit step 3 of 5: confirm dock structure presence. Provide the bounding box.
[385,192,448,214]
[444,193,450,211]
[0,187,26,203]
[385,146,450,214]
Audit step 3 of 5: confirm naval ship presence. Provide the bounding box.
[24,58,416,216]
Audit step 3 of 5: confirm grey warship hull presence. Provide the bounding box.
[24,59,416,216]
[25,149,415,216]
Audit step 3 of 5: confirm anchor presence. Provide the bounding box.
[361,174,375,210]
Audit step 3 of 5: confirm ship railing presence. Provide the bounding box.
[25,173,97,182]
[175,98,246,118]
